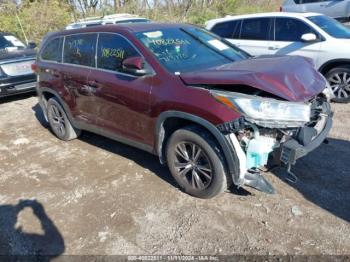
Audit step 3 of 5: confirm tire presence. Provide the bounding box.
[325,66,350,103]
[46,97,81,141]
[166,125,230,199]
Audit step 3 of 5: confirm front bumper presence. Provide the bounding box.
[222,100,333,193]
[280,102,333,165]
[0,74,36,97]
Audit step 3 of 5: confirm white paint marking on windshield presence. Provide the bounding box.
[143,31,163,38]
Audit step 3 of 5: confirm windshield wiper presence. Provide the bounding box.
[180,28,236,62]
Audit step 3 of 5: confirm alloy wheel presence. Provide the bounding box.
[173,142,213,190]
[328,72,350,99]
[49,104,66,136]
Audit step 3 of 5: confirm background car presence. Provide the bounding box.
[65,13,150,30]
[206,12,350,102]
[281,0,350,22]
[0,32,36,98]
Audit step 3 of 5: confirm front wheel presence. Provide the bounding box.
[166,126,230,199]
[325,67,350,103]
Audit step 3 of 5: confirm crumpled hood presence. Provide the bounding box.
[0,48,36,64]
[180,55,327,102]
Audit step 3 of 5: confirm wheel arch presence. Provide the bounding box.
[319,59,350,75]
[155,111,240,184]
[39,87,76,125]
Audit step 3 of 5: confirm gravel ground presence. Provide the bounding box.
[0,93,349,257]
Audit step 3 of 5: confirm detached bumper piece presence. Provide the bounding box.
[243,170,275,194]
[280,103,333,165]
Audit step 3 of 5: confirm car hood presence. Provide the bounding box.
[179,55,326,102]
[0,48,36,63]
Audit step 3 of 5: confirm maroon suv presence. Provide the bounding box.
[35,23,333,198]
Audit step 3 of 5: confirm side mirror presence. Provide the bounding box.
[27,41,37,49]
[122,56,151,76]
[301,33,318,43]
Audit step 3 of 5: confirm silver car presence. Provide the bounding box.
[282,0,350,21]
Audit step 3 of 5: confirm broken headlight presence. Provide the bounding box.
[211,91,311,128]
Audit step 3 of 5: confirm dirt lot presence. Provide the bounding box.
[0,93,349,257]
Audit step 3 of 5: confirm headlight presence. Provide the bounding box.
[211,91,311,128]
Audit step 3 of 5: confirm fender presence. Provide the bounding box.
[319,59,350,74]
[38,87,76,125]
[155,111,240,184]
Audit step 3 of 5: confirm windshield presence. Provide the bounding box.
[308,15,350,39]
[135,27,248,73]
[0,34,26,50]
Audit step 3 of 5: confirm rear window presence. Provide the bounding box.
[41,37,63,62]
[211,20,241,39]
[63,34,97,67]
[241,18,272,40]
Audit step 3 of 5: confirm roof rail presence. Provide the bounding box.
[103,13,139,20]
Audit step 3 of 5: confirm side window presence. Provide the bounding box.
[241,18,272,40]
[211,20,241,39]
[41,37,63,62]
[63,34,97,67]
[97,33,138,72]
[275,18,316,42]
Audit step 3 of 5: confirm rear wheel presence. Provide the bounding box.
[47,97,81,141]
[166,125,230,199]
[325,67,350,103]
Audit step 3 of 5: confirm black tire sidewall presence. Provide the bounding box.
[325,67,350,103]
[166,127,227,199]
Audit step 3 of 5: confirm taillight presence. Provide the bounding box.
[31,63,37,73]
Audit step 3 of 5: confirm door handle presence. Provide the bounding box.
[268,46,280,50]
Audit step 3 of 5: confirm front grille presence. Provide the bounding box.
[309,96,326,127]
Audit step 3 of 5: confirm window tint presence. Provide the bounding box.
[241,18,271,40]
[211,20,241,38]
[97,33,138,72]
[275,18,316,41]
[63,34,97,67]
[41,37,63,62]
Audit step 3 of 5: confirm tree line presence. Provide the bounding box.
[0,0,281,44]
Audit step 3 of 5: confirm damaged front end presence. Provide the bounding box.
[213,90,333,194]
